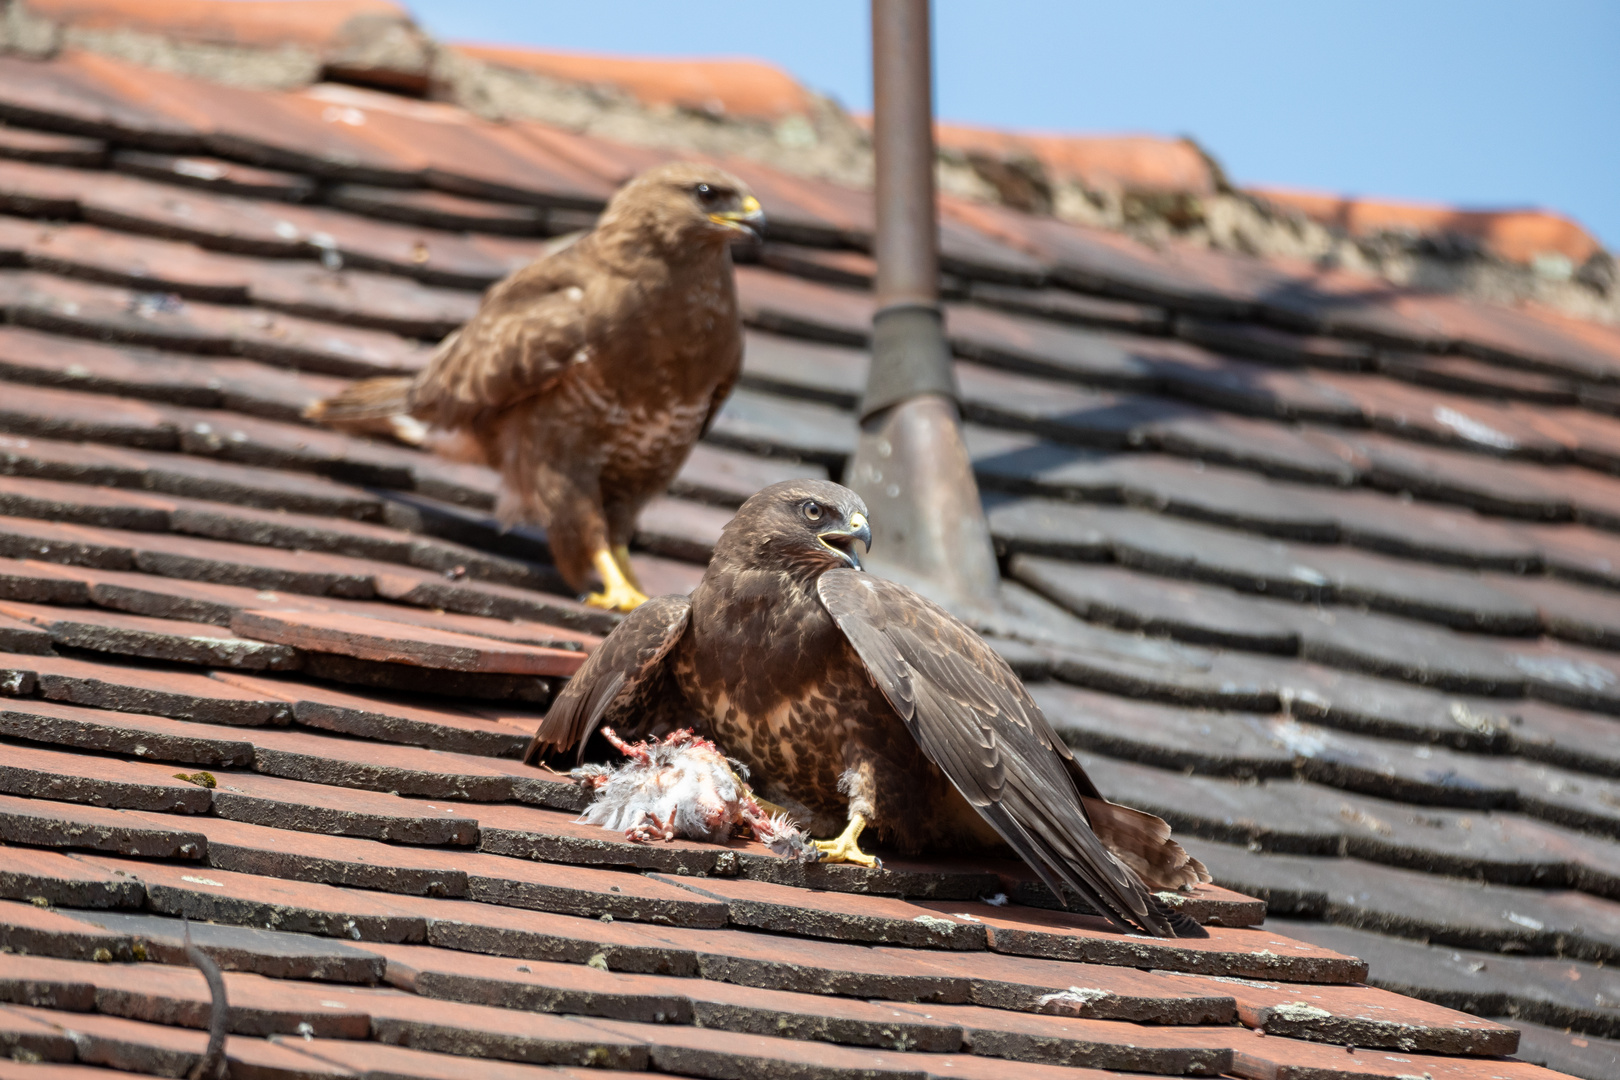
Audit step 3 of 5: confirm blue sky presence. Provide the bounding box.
[403,1,1620,249]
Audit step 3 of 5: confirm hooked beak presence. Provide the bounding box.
[710,194,765,239]
[818,511,871,571]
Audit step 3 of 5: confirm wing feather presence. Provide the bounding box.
[818,569,1180,936]
[523,594,691,765]
[412,246,594,429]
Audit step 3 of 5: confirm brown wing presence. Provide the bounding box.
[410,242,595,430]
[817,569,1191,937]
[523,593,691,765]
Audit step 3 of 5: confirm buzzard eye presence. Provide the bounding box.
[802,502,823,522]
[693,183,728,209]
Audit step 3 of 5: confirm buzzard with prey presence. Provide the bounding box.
[527,479,1210,937]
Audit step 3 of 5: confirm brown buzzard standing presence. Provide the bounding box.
[307,162,762,611]
[526,479,1210,937]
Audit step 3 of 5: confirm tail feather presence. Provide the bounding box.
[305,376,414,423]
[1081,795,1211,893]
[1152,895,1210,938]
[305,376,421,442]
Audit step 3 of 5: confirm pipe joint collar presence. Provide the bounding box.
[859,302,958,420]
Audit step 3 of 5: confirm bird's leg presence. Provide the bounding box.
[813,756,882,866]
[612,545,644,591]
[585,548,649,611]
[813,813,880,868]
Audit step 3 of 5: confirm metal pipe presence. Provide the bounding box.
[860,0,956,419]
[848,0,1000,613]
[871,0,938,309]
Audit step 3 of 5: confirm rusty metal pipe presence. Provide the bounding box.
[848,0,999,612]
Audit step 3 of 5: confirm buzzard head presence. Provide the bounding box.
[718,479,872,578]
[599,161,765,251]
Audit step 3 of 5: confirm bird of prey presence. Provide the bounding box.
[307,161,762,611]
[526,479,1210,937]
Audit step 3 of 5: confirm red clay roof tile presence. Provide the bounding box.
[1254,186,1603,266]
[0,841,145,907]
[27,0,412,50]
[0,793,205,858]
[938,124,1218,196]
[454,46,817,122]
[0,740,217,810]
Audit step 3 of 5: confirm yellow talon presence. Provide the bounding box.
[612,544,644,591]
[585,548,649,611]
[813,813,880,868]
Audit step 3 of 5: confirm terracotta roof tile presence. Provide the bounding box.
[28,0,412,51]
[290,83,616,208]
[0,53,203,148]
[3,1006,227,1077]
[205,769,478,844]
[1376,350,1579,405]
[369,941,958,1046]
[0,740,216,810]
[1225,1026,1562,1080]
[56,907,391,978]
[656,874,990,950]
[228,608,583,676]
[0,842,144,907]
[110,148,316,200]
[66,51,420,183]
[937,124,1217,196]
[90,854,436,942]
[0,1004,77,1063]
[272,1035,637,1080]
[0,791,206,857]
[0,949,377,1033]
[0,125,105,167]
[454,47,816,122]
[206,673,536,756]
[385,898,697,975]
[941,900,1367,982]
[1511,1018,1620,1080]
[974,283,1169,334]
[889,1004,1236,1073]
[1,696,255,766]
[896,949,1234,1023]
[1254,186,1603,265]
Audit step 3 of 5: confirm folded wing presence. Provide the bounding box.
[817,569,1200,936]
[523,593,692,765]
[410,253,593,430]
